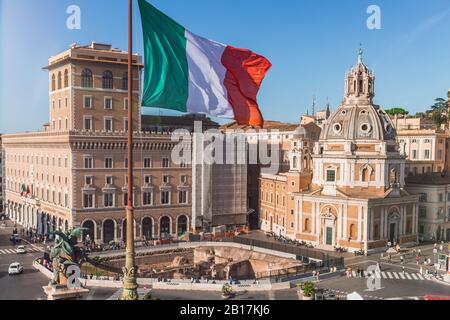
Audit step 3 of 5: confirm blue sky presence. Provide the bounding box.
[1,0,450,133]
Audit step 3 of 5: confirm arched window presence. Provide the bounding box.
[103,220,115,244]
[361,167,368,182]
[57,72,62,90]
[52,74,56,91]
[102,70,113,89]
[142,218,153,240]
[81,69,93,88]
[82,220,95,242]
[122,72,128,90]
[160,216,171,239]
[177,215,188,235]
[64,69,69,87]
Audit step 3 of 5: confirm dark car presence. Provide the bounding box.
[9,234,22,243]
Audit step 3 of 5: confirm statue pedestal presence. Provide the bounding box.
[43,285,90,300]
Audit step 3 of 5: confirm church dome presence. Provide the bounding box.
[320,104,396,141]
[320,48,396,142]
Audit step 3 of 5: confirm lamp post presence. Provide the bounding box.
[121,0,138,300]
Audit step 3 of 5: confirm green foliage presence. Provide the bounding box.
[143,292,152,300]
[222,283,233,296]
[298,281,315,298]
[385,108,409,116]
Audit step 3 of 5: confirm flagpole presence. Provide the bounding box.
[121,0,139,300]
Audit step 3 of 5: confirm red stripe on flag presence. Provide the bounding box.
[221,46,272,127]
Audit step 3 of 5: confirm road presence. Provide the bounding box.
[0,220,48,300]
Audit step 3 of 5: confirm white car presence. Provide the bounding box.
[8,262,24,275]
[16,245,27,254]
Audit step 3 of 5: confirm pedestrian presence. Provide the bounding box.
[316,271,320,282]
[400,255,404,265]
[439,244,444,252]
[418,249,422,257]
[416,255,420,265]
[376,263,381,272]
[420,266,423,275]
[388,254,392,263]
[402,266,405,274]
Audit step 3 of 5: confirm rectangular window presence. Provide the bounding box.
[144,175,152,184]
[144,157,152,168]
[438,193,443,202]
[438,149,443,160]
[163,175,170,184]
[124,118,128,132]
[162,157,170,168]
[143,192,153,206]
[181,175,188,184]
[326,170,336,182]
[161,191,170,205]
[106,176,113,185]
[84,96,92,109]
[105,157,113,169]
[124,98,129,110]
[85,176,93,186]
[104,97,113,110]
[83,193,94,208]
[419,193,427,202]
[123,193,128,207]
[84,157,93,169]
[412,150,417,159]
[104,193,114,207]
[179,190,188,204]
[424,149,431,159]
[84,117,92,130]
[104,118,113,132]
[419,207,427,218]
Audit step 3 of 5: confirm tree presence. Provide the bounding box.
[428,98,449,128]
[385,108,409,117]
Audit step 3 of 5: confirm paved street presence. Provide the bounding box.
[0,220,48,300]
[0,219,448,300]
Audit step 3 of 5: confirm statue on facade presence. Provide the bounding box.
[48,228,86,286]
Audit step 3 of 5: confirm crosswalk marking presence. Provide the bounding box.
[350,270,431,282]
[0,247,44,255]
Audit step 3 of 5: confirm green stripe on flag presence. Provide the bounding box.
[138,0,189,112]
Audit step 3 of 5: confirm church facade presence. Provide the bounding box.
[293,51,419,253]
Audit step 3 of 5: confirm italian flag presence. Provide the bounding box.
[137,0,272,127]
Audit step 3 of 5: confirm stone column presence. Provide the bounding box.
[357,206,363,242]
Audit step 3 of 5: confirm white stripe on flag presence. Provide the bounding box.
[185,30,234,119]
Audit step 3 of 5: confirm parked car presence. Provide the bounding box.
[8,262,24,275]
[16,245,27,254]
